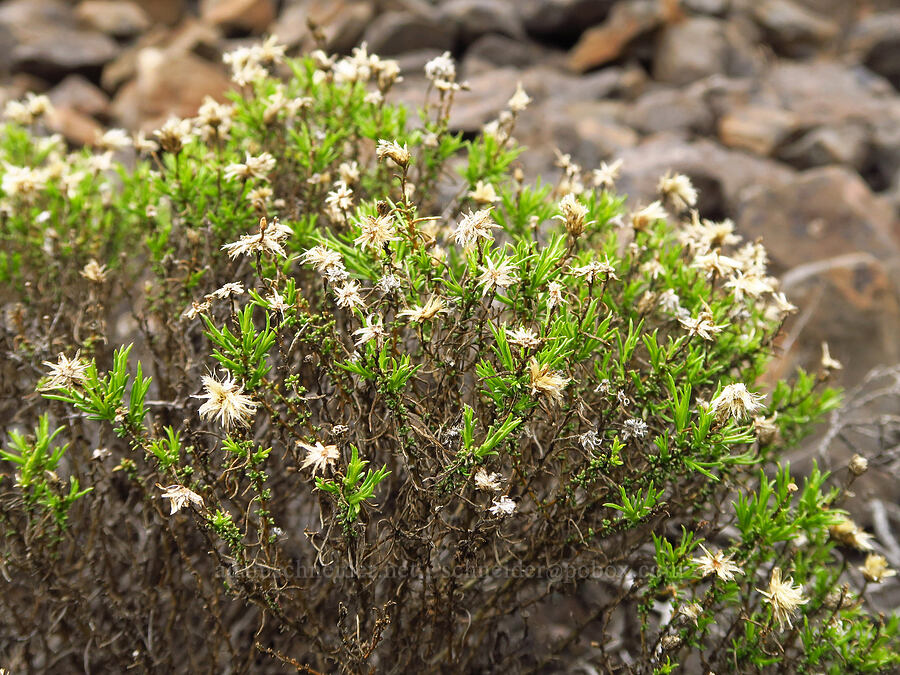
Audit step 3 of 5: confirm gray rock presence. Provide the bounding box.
[652,17,730,86]
[520,0,615,40]
[273,0,372,53]
[777,122,870,171]
[0,0,120,79]
[465,34,560,70]
[48,74,110,118]
[363,11,456,57]
[630,87,715,135]
[437,0,525,47]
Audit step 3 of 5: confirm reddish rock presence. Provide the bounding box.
[46,105,105,146]
[131,0,184,25]
[110,48,231,130]
[568,0,681,72]
[201,0,276,35]
[718,105,798,156]
[76,1,151,39]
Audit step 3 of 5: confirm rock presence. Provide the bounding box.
[557,101,640,159]
[870,121,900,195]
[101,18,221,93]
[764,62,899,126]
[466,34,560,70]
[740,167,900,383]
[437,0,525,47]
[46,105,105,146]
[752,0,839,57]
[363,11,456,56]
[629,86,715,135]
[48,74,110,118]
[681,0,730,15]
[201,0,276,35]
[76,1,151,39]
[447,67,521,133]
[652,17,729,85]
[777,122,870,171]
[613,135,796,218]
[739,166,899,269]
[110,48,231,131]
[521,0,615,41]
[848,12,900,91]
[718,105,798,156]
[0,0,120,80]
[273,0,373,53]
[568,0,680,72]
[131,0,184,25]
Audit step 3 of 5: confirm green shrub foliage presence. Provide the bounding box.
[0,41,895,674]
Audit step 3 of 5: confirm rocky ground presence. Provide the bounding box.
[1,0,898,580]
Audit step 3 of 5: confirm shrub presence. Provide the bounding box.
[0,40,896,673]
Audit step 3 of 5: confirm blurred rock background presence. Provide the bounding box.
[0,0,897,567]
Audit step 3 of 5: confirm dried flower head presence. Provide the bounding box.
[592,159,623,190]
[554,193,592,237]
[154,117,193,154]
[829,517,874,551]
[474,468,503,492]
[709,383,765,422]
[693,544,743,582]
[622,418,648,440]
[820,342,842,371]
[757,567,807,630]
[333,281,365,311]
[222,216,292,259]
[376,139,410,167]
[398,296,448,323]
[489,495,517,517]
[657,171,698,211]
[477,256,519,296]
[354,214,398,251]
[353,314,386,347]
[528,359,569,403]
[224,152,276,182]
[158,484,204,515]
[453,208,498,248]
[858,554,896,583]
[80,259,108,283]
[679,310,727,342]
[631,201,668,230]
[507,82,532,113]
[507,326,541,350]
[468,180,500,204]
[298,440,340,475]
[848,454,868,476]
[193,372,258,429]
[40,353,90,391]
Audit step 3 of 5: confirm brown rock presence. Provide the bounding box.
[652,17,729,85]
[273,0,372,53]
[110,48,231,130]
[363,10,455,56]
[46,105,104,146]
[752,0,839,57]
[201,0,276,35]
[76,1,151,39]
[848,11,900,91]
[131,0,184,25]
[718,105,798,156]
[569,0,680,72]
[48,74,110,118]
